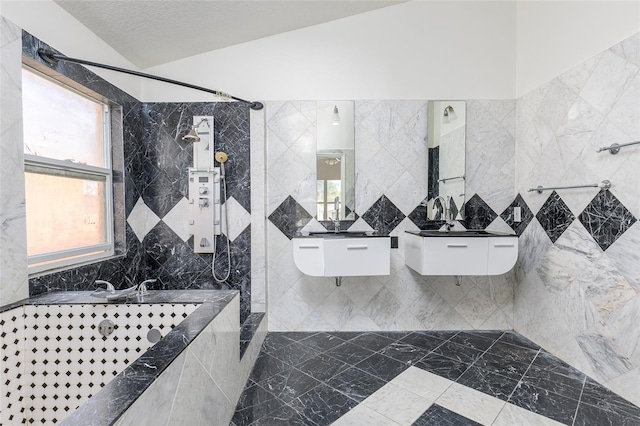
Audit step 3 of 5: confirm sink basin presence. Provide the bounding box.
[307,231,371,238]
[415,230,505,237]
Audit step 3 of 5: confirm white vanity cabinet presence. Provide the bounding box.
[293,236,391,277]
[404,231,517,276]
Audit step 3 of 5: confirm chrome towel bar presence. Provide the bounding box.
[528,180,611,194]
[597,140,640,154]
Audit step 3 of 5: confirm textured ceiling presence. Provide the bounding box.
[54,1,403,69]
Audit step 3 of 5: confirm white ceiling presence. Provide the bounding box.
[54,0,403,69]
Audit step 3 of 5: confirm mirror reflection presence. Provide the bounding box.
[427,101,466,220]
[316,101,355,222]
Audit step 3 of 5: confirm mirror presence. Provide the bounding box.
[427,101,466,220]
[316,101,355,222]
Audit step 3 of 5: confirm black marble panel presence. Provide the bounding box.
[354,352,408,382]
[522,366,585,401]
[530,351,587,380]
[297,332,347,353]
[288,383,359,426]
[508,382,579,425]
[248,354,292,385]
[473,352,531,382]
[485,341,539,366]
[296,353,351,382]
[501,193,534,236]
[399,332,448,351]
[415,353,470,381]
[231,382,283,426]
[378,341,432,365]
[251,404,314,426]
[266,342,320,368]
[269,196,313,239]
[261,333,297,354]
[427,146,440,200]
[431,341,484,364]
[574,401,640,426]
[325,367,387,403]
[497,331,540,350]
[349,332,397,352]
[361,195,406,235]
[536,191,575,243]
[579,377,640,419]
[461,194,498,230]
[448,331,497,352]
[456,366,519,402]
[578,190,637,251]
[324,341,376,366]
[413,404,481,426]
[261,368,321,404]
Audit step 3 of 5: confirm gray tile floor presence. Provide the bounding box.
[232,330,640,425]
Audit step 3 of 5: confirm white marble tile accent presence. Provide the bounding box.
[493,402,566,426]
[221,195,251,242]
[435,382,506,425]
[605,366,640,407]
[126,197,161,241]
[362,382,434,425]
[332,404,402,426]
[267,101,313,147]
[0,16,28,307]
[161,196,190,241]
[607,72,640,140]
[392,367,453,401]
[580,50,638,115]
[454,285,500,329]
[605,222,640,293]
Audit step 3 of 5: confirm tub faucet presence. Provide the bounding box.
[137,279,156,296]
[94,280,115,292]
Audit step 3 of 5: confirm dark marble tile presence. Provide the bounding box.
[408,200,431,230]
[523,366,585,401]
[378,341,432,365]
[399,332,447,352]
[466,330,505,341]
[415,354,470,381]
[297,332,346,353]
[535,191,575,243]
[473,352,531,382]
[497,331,540,350]
[485,341,539,366]
[349,332,396,352]
[574,401,640,426]
[462,194,498,230]
[296,353,351,382]
[231,382,283,425]
[508,382,578,425]
[413,404,482,426]
[267,342,321,368]
[530,351,587,381]
[371,331,411,341]
[251,403,316,426]
[578,189,637,251]
[432,340,484,364]
[324,341,375,366]
[325,331,364,342]
[355,352,409,382]
[456,366,519,402]
[261,368,321,404]
[448,331,497,352]
[281,332,317,342]
[288,383,359,425]
[325,367,386,403]
[427,146,440,200]
[501,194,534,236]
[249,354,293,384]
[579,378,640,419]
[268,195,313,240]
[361,195,406,235]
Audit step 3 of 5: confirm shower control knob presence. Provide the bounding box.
[199,187,208,195]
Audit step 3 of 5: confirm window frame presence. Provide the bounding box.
[23,65,115,275]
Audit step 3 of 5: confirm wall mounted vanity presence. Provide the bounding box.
[404,230,517,276]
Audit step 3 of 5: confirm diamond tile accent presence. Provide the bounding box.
[161,197,190,242]
[268,195,313,240]
[362,195,406,235]
[535,191,575,243]
[501,194,534,236]
[127,197,161,241]
[578,190,637,251]
[462,194,498,230]
[222,196,252,242]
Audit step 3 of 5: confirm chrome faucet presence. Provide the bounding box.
[330,216,341,233]
[434,195,455,231]
[137,279,156,296]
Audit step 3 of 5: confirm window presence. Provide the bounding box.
[22,66,114,273]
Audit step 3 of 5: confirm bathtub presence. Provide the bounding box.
[0,290,266,425]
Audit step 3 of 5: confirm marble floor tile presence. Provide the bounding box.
[361,382,434,424]
[435,382,506,425]
[492,402,566,426]
[324,341,375,365]
[325,367,387,403]
[413,404,481,426]
[355,352,408,382]
[508,382,579,425]
[296,353,351,382]
[288,383,359,425]
[331,404,402,426]
[398,331,447,352]
[456,366,519,402]
[415,353,470,381]
[349,332,397,352]
[391,367,453,401]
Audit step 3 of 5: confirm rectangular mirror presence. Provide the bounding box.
[316,101,355,222]
[427,101,466,220]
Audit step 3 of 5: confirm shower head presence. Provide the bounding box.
[182,126,200,142]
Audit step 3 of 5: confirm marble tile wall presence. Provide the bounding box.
[0,17,28,306]
[514,32,640,406]
[10,31,255,324]
[265,100,517,332]
[114,295,266,426]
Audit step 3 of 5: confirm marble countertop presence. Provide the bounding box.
[406,230,517,238]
